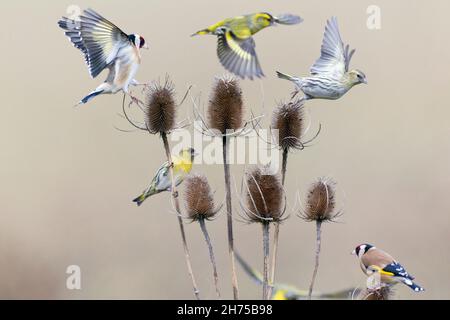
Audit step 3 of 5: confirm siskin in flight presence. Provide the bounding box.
[58,8,149,105]
[352,244,424,292]
[193,13,302,80]
[277,17,367,100]
[133,148,197,206]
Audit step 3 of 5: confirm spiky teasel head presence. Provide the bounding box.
[144,77,177,134]
[242,165,286,224]
[271,98,306,150]
[358,286,393,300]
[300,177,341,223]
[184,174,220,221]
[207,75,244,135]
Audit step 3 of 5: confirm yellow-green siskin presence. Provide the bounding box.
[193,13,302,80]
[277,17,367,100]
[133,148,197,206]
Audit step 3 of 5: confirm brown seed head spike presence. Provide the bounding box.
[208,75,244,134]
[245,165,284,223]
[302,177,339,222]
[272,98,305,150]
[359,286,393,300]
[184,174,218,221]
[144,78,176,134]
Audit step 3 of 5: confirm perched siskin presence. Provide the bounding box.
[133,148,197,206]
[193,13,302,80]
[277,17,367,100]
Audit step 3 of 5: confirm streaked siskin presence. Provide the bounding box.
[133,148,197,206]
[277,17,367,100]
[193,12,302,80]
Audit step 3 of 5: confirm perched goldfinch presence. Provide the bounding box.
[133,148,197,206]
[277,17,367,100]
[352,244,424,292]
[193,13,302,80]
[58,8,149,105]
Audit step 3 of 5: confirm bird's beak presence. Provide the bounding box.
[351,249,356,255]
[363,78,368,84]
[142,43,149,50]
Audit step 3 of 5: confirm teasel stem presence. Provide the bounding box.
[308,221,322,300]
[262,222,270,300]
[269,147,288,298]
[198,218,221,299]
[223,135,239,300]
[281,147,288,186]
[161,132,200,300]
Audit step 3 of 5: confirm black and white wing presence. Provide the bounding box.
[58,8,130,78]
[216,27,264,80]
[382,262,414,280]
[310,17,355,79]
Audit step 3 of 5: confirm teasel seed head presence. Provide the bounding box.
[144,78,176,134]
[300,177,340,223]
[243,165,285,224]
[358,286,393,300]
[207,75,244,134]
[184,174,220,221]
[271,98,305,150]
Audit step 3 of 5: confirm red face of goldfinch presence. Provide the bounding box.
[128,34,149,49]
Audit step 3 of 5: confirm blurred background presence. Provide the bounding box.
[0,0,449,299]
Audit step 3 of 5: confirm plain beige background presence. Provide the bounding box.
[0,0,449,299]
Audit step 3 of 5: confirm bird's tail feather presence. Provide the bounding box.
[133,188,158,206]
[276,71,297,82]
[401,278,424,292]
[79,90,104,105]
[191,28,211,36]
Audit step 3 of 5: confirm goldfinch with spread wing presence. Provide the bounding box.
[133,148,197,206]
[277,17,367,100]
[58,8,149,105]
[193,13,302,80]
[352,244,424,292]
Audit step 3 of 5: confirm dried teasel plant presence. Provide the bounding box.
[184,174,222,299]
[357,286,393,300]
[122,76,200,299]
[191,74,254,299]
[240,165,286,300]
[144,80,177,134]
[299,177,342,300]
[268,98,309,296]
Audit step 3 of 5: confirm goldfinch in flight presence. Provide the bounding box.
[352,244,424,292]
[193,13,302,80]
[133,148,197,206]
[277,17,367,100]
[58,8,148,105]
